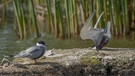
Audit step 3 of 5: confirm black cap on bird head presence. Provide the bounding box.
[37,41,45,45]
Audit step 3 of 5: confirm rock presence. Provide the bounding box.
[0,58,10,68]
[65,56,80,66]
[44,49,55,57]
[42,49,64,58]
[0,48,135,75]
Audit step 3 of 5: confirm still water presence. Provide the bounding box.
[0,22,135,61]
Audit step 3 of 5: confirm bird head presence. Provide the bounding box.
[36,41,46,47]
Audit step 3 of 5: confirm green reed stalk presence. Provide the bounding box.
[80,0,88,20]
[65,0,72,38]
[65,0,71,38]
[69,0,74,37]
[113,0,118,36]
[114,0,121,36]
[121,0,128,36]
[87,0,94,27]
[73,0,78,36]
[132,0,135,38]
[108,0,115,36]
[99,0,105,28]
[88,0,93,12]
[21,0,27,39]
[53,0,58,38]
[2,0,7,25]
[13,0,23,39]
[11,0,135,39]
[56,1,64,38]
[96,0,104,28]
[29,0,40,37]
[96,0,100,27]
[45,0,52,34]
[35,0,40,5]
[35,0,45,5]
[103,0,108,24]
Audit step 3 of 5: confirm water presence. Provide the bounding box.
[0,21,135,61]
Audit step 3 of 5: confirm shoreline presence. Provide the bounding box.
[0,47,135,76]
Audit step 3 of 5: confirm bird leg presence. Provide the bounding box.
[34,60,37,63]
[92,46,96,49]
[94,44,99,52]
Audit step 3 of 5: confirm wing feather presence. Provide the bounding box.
[26,46,45,59]
[14,46,45,59]
[80,11,95,39]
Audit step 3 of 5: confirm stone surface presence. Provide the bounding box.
[0,47,135,76]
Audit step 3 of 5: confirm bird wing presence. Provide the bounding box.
[80,11,104,40]
[94,12,104,29]
[80,11,95,39]
[25,46,45,59]
[81,28,104,40]
[104,21,111,38]
[14,50,28,58]
[14,46,45,59]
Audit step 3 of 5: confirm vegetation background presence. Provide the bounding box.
[0,0,135,39]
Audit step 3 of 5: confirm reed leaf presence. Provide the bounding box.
[108,0,115,36]
[65,0,71,38]
[29,0,40,37]
[114,0,122,36]
[2,0,7,24]
[45,0,52,34]
[55,0,64,38]
[53,0,58,37]
[13,0,23,39]
[7,0,135,39]
[72,0,78,36]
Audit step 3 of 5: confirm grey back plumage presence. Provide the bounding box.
[14,44,45,59]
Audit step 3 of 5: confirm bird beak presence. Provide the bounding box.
[45,44,48,46]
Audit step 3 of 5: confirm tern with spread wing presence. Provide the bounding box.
[80,11,111,51]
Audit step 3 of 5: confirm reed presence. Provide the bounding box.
[13,0,39,39]
[1,0,7,25]
[28,0,40,37]
[56,0,65,38]
[108,0,114,36]
[13,0,24,39]
[1,0,135,39]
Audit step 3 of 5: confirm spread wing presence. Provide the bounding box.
[80,11,104,41]
[94,12,104,29]
[80,11,95,39]
[82,28,104,40]
[104,21,111,38]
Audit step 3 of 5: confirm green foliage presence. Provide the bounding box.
[1,0,135,39]
[28,0,40,37]
[42,0,135,38]
[13,0,26,39]
[80,52,101,65]
[81,57,101,65]
[13,0,39,39]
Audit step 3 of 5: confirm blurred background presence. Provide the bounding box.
[0,0,135,60]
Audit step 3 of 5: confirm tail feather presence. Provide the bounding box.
[14,54,21,58]
[4,54,15,58]
[14,54,26,58]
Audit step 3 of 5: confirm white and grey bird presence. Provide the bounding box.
[14,41,46,63]
[80,11,111,51]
